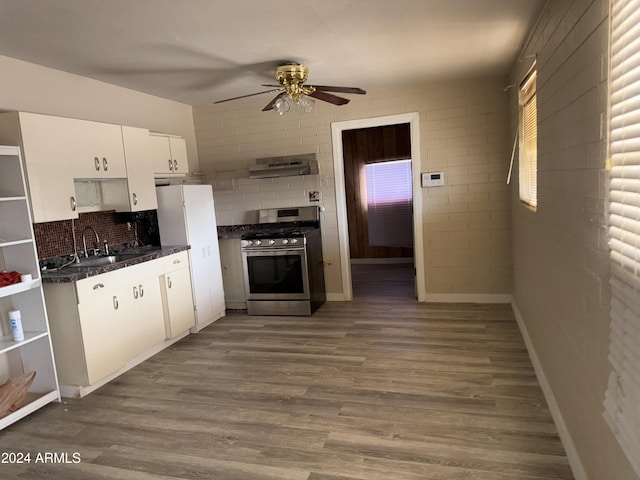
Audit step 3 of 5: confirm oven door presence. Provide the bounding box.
[242,247,310,301]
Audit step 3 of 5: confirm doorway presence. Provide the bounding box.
[342,123,415,298]
[331,112,425,302]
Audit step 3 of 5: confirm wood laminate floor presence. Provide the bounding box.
[0,297,573,479]
[351,262,415,298]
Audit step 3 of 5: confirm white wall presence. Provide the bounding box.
[194,77,512,299]
[0,55,198,172]
[510,1,636,478]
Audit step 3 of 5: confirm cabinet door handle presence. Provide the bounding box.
[93,283,105,290]
[103,157,108,171]
[168,159,173,171]
[167,276,172,289]
[133,285,139,299]
[207,246,211,256]
[139,284,144,298]
[132,192,138,206]
[113,296,119,310]
[94,156,100,171]
[173,259,181,264]
[174,159,178,171]
[70,196,77,211]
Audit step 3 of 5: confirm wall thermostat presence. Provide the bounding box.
[421,171,444,187]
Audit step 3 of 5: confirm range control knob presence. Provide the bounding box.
[269,239,276,245]
[281,239,289,245]
[254,240,262,246]
[290,238,298,244]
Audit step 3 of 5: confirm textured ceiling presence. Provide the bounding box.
[0,0,545,106]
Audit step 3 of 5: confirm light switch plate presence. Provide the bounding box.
[421,171,444,187]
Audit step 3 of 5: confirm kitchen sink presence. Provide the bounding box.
[66,253,142,268]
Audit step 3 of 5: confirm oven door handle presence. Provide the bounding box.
[242,246,306,252]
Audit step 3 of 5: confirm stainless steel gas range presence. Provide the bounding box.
[241,206,326,316]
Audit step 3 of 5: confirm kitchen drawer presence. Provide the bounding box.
[75,268,127,303]
[162,251,190,273]
[74,256,166,303]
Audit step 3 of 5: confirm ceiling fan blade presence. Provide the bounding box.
[262,92,287,111]
[310,85,366,95]
[213,88,282,104]
[262,84,366,95]
[308,90,350,106]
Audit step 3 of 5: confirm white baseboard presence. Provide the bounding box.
[59,330,190,399]
[326,292,348,301]
[327,292,512,303]
[423,293,512,303]
[510,300,587,480]
[191,310,226,333]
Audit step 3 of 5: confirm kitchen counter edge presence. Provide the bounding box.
[41,245,190,283]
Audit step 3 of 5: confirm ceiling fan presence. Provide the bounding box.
[212,63,366,114]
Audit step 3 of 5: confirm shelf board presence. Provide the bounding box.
[0,390,60,430]
[0,196,27,202]
[0,145,20,157]
[0,331,49,355]
[0,238,33,248]
[0,279,41,299]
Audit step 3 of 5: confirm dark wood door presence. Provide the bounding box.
[342,123,414,259]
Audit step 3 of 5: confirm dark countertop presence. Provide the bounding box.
[217,221,321,239]
[217,224,263,240]
[41,245,190,283]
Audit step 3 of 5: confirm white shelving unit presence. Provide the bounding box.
[0,145,60,430]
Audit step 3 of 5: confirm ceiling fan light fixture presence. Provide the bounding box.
[296,95,315,113]
[273,95,291,115]
[214,63,365,113]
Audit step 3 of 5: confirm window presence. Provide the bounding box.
[519,68,538,209]
[604,0,640,475]
[365,159,413,248]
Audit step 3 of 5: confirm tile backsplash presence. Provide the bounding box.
[210,173,323,226]
[34,210,157,259]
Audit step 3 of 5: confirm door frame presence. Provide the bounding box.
[331,112,425,301]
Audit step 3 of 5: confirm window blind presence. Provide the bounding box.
[365,159,413,248]
[604,0,640,475]
[519,69,538,208]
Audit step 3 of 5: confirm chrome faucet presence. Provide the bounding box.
[81,226,100,258]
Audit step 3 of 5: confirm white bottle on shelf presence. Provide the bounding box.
[9,310,24,342]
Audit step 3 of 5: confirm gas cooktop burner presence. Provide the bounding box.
[242,225,316,240]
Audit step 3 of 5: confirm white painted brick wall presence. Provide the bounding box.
[194,77,512,297]
[509,1,637,479]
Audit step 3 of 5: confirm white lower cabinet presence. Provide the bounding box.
[219,239,247,309]
[117,276,165,359]
[161,252,195,338]
[77,293,125,385]
[44,251,193,397]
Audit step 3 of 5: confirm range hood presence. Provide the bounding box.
[249,153,319,179]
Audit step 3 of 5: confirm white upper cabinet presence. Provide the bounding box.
[0,112,187,222]
[150,134,189,176]
[69,119,126,179]
[121,126,158,211]
[0,112,79,222]
[102,126,158,212]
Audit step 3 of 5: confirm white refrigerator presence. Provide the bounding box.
[156,184,225,331]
